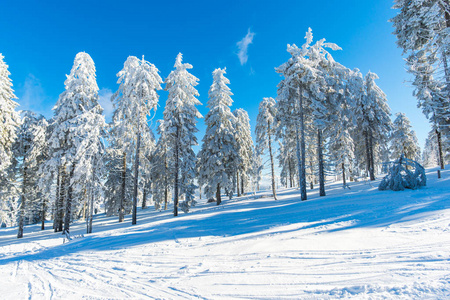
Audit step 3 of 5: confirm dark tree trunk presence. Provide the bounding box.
[164,152,168,210]
[174,126,180,217]
[436,128,445,169]
[317,129,326,196]
[288,158,293,188]
[17,162,27,239]
[57,166,65,232]
[342,163,346,187]
[236,171,241,197]
[216,183,221,205]
[64,162,75,235]
[241,175,244,195]
[142,184,147,209]
[310,161,314,190]
[41,197,46,230]
[368,133,375,180]
[268,121,277,200]
[54,166,61,231]
[119,152,126,222]
[297,85,307,200]
[364,130,371,179]
[132,130,141,225]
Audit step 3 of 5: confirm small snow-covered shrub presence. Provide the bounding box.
[378,155,426,191]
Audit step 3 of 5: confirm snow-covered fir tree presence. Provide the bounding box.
[232,108,254,196]
[0,53,21,175]
[353,71,392,180]
[46,52,102,234]
[256,97,278,200]
[390,112,421,161]
[163,53,202,215]
[151,120,172,211]
[391,0,450,169]
[198,68,237,205]
[14,111,48,237]
[109,55,162,224]
[422,129,440,167]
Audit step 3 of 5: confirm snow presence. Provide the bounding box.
[1,167,450,299]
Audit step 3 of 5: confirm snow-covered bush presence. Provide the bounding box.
[378,155,426,191]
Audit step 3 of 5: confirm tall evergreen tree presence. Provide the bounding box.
[109,56,162,224]
[233,108,254,196]
[163,53,202,216]
[198,68,238,205]
[256,97,278,200]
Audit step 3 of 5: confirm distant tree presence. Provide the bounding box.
[233,108,254,196]
[152,120,172,211]
[198,68,237,205]
[256,97,278,200]
[390,112,420,161]
[14,111,48,238]
[163,53,202,216]
[353,71,393,180]
[422,129,440,167]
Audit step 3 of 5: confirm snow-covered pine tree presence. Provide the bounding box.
[47,52,101,235]
[198,68,237,205]
[14,111,48,238]
[163,53,202,215]
[422,129,440,167]
[151,120,172,211]
[391,0,450,169]
[110,55,162,224]
[256,97,278,200]
[0,53,21,174]
[0,53,21,228]
[390,112,421,161]
[233,108,254,196]
[353,71,393,180]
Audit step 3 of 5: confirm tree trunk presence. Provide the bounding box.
[164,152,168,210]
[268,121,277,200]
[54,166,61,231]
[142,183,147,209]
[132,129,141,225]
[119,152,126,222]
[41,197,46,230]
[297,85,307,200]
[317,129,326,196]
[364,130,371,179]
[241,175,244,195]
[174,126,180,217]
[309,161,314,190]
[216,183,221,205]
[236,171,241,197]
[368,132,375,180]
[17,161,27,239]
[64,162,75,235]
[342,163,346,187]
[288,158,293,188]
[436,127,445,169]
[58,166,65,232]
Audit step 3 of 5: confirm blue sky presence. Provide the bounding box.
[0,0,429,150]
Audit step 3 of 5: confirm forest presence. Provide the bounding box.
[0,1,449,242]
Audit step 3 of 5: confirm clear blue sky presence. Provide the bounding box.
[0,0,429,149]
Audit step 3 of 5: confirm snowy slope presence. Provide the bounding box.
[1,168,449,299]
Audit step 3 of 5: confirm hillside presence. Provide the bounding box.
[1,168,449,299]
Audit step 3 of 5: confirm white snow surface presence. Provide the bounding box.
[1,168,449,299]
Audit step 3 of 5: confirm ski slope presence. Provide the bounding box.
[1,168,449,299]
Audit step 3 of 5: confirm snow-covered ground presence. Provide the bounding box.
[1,168,449,299]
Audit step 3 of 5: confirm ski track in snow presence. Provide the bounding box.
[1,167,450,299]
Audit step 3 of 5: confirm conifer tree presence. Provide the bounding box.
[198,68,237,205]
[390,112,420,161]
[163,53,202,215]
[233,108,254,196]
[256,97,278,200]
